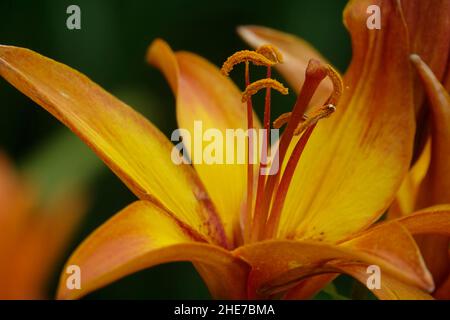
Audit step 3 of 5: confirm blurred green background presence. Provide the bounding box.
[0,0,353,299]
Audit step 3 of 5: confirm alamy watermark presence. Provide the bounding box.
[171,121,280,175]
[366,4,381,30]
[66,5,81,30]
[366,265,382,290]
[66,265,81,290]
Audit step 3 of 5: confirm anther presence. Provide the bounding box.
[221,50,276,76]
[273,112,291,129]
[241,78,288,102]
[324,65,343,106]
[273,112,308,129]
[256,44,284,63]
[294,104,336,135]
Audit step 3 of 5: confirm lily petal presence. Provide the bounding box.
[147,39,259,243]
[338,264,433,300]
[0,45,226,245]
[411,55,450,209]
[278,0,415,241]
[401,0,450,160]
[235,221,432,299]
[57,201,249,300]
[434,258,450,299]
[389,139,430,218]
[237,25,333,105]
[339,222,432,289]
[410,54,450,285]
[283,275,337,300]
[285,264,433,300]
[397,205,450,237]
[401,0,450,113]
[445,65,450,92]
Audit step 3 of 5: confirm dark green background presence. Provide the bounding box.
[0,0,353,299]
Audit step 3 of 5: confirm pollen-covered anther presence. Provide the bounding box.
[325,65,343,106]
[221,50,276,76]
[273,112,291,129]
[294,104,336,135]
[273,112,308,129]
[256,44,284,63]
[241,78,289,102]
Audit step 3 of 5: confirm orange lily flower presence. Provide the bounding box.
[238,0,450,299]
[1,0,449,300]
[0,153,86,299]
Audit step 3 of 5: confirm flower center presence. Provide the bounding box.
[221,46,343,244]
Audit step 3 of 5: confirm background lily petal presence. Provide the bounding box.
[0,152,87,299]
[3,192,86,299]
[0,153,32,257]
[0,45,226,246]
[57,201,249,300]
[0,154,34,298]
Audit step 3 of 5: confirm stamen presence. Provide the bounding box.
[253,61,275,244]
[256,44,284,63]
[221,50,276,76]
[242,78,288,102]
[244,61,254,244]
[222,47,281,244]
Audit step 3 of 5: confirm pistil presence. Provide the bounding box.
[251,60,328,241]
[264,66,343,240]
[265,105,337,239]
